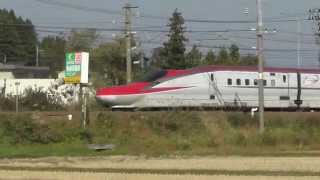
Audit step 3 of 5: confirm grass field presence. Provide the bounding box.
[0,111,320,157]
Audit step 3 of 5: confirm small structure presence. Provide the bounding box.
[0,63,50,79]
[87,144,115,151]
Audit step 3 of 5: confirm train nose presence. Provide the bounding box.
[96,88,119,106]
[96,83,149,106]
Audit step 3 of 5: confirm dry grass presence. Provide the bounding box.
[0,171,319,180]
[1,156,320,172]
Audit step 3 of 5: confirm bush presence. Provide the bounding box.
[226,112,257,128]
[0,115,63,144]
[21,87,64,111]
[0,95,16,111]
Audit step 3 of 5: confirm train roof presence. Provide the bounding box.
[165,66,320,78]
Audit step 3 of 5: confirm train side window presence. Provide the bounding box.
[280,96,290,100]
[210,74,214,81]
[210,95,215,100]
[227,79,232,85]
[236,79,241,85]
[245,79,250,86]
[263,80,267,86]
[254,79,258,86]
[283,75,287,83]
[270,73,276,76]
[271,80,276,87]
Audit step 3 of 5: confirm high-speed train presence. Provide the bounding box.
[96,66,320,110]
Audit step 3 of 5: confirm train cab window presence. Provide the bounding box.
[141,70,167,82]
[210,74,214,81]
[227,79,232,85]
[283,75,287,83]
[245,79,250,86]
[254,79,258,86]
[236,79,241,86]
[271,80,276,87]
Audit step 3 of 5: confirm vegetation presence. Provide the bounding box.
[0,87,64,111]
[159,9,188,69]
[0,111,319,157]
[150,9,257,70]
[39,36,67,77]
[0,9,37,65]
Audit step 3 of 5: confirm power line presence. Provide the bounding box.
[32,0,313,25]
[33,0,121,15]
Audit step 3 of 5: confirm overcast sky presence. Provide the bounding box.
[0,0,319,68]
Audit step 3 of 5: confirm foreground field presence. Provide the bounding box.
[0,156,319,179]
[1,156,320,173]
[1,111,320,157]
[0,171,319,180]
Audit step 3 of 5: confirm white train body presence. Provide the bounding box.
[96,66,320,110]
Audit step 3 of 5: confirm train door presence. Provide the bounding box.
[208,73,224,106]
[279,73,290,108]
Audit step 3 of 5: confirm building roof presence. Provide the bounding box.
[0,63,49,72]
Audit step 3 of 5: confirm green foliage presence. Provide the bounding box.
[90,38,142,86]
[0,115,63,145]
[0,112,320,157]
[0,95,15,111]
[67,29,98,52]
[0,9,37,64]
[21,87,64,111]
[204,49,216,65]
[185,45,202,68]
[160,9,188,69]
[90,39,126,86]
[0,87,63,111]
[40,36,66,77]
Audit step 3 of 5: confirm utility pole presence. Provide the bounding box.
[256,0,264,134]
[15,82,20,114]
[123,3,138,84]
[309,8,320,67]
[36,45,39,67]
[297,17,302,69]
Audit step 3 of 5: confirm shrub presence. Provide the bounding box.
[21,87,64,111]
[0,115,63,144]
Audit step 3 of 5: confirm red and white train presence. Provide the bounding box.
[96,66,320,110]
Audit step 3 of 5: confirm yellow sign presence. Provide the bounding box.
[64,76,81,84]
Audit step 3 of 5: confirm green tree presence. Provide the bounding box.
[161,9,188,69]
[216,47,229,65]
[40,36,67,77]
[240,54,258,65]
[204,49,216,65]
[67,29,98,52]
[91,38,126,86]
[229,44,240,64]
[0,9,37,64]
[91,37,142,86]
[186,45,202,68]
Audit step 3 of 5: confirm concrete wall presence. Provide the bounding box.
[0,72,14,79]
